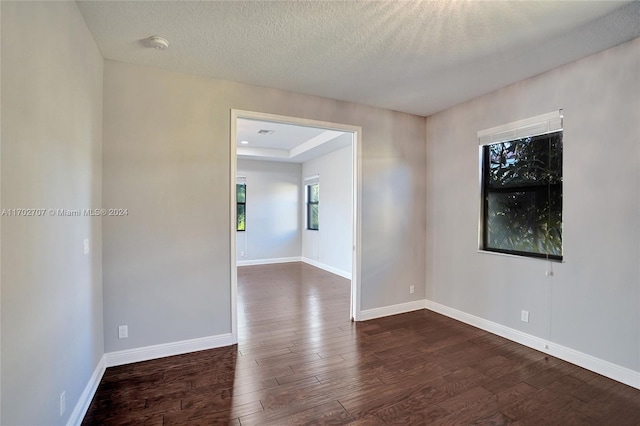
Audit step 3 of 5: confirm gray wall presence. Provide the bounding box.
[302,144,353,276]
[426,37,639,371]
[102,59,426,352]
[1,2,104,424]
[236,159,302,262]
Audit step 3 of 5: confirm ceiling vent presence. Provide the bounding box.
[257,129,275,135]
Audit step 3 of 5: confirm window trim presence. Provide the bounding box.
[477,110,563,261]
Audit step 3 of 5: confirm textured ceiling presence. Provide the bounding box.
[77,1,640,117]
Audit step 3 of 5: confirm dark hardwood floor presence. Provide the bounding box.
[83,262,640,425]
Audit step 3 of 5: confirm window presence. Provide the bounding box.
[237,178,246,231]
[479,111,563,260]
[306,182,319,230]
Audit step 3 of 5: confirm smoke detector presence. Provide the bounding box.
[257,129,275,135]
[147,36,169,50]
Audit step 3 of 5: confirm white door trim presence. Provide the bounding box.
[229,109,362,343]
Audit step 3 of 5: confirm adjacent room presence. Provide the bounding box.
[1,1,639,425]
[233,116,354,281]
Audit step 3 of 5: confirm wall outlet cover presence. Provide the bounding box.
[118,325,128,339]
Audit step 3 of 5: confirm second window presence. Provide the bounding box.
[306,183,319,230]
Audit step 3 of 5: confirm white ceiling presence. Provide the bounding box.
[236,118,350,163]
[237,119,328,151]
[77,1,640,117]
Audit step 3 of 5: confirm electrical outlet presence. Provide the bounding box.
[118,325,128,339]
[60,391,66,416]
[521,310,530,323]
[240,250,245,257]
[83,238,90,255]
[409,285,415,294]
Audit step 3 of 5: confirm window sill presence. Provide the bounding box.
[477,249,564,263]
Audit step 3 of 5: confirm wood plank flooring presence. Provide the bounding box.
[83,262,640,425]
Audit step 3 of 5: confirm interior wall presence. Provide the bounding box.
[1,2,104,424]
[236,159,302,262]
[102,59,426,352]
[426,37,640,372]
[302,144,353,277]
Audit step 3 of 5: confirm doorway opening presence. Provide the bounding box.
[230,110,361,343]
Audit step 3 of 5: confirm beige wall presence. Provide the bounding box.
[426,37,640,372]
[1,2,104,424]
[102,60,426,352]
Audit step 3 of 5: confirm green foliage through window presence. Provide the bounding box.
[481,131,563,260]
[306,183,319,230]
[237,183,246,231]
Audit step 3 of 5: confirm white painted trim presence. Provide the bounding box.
[425,300,640,390]
[230,110,239,344]
[352,130,361,321]
[104,334,234,367]
[0,2,3,411]
[237,256,302,266]
[302,257,351,279]
[67,355,106,426]
[230,109,362,328]
[359,300,426,321]
[231,109,363,134]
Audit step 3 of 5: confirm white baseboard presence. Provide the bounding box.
[302,257,352,279]
[237,256,302,266]
[425,299,640,390]
[359,299,425,321]
[105,333,234,367]
[67,355,106,426]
